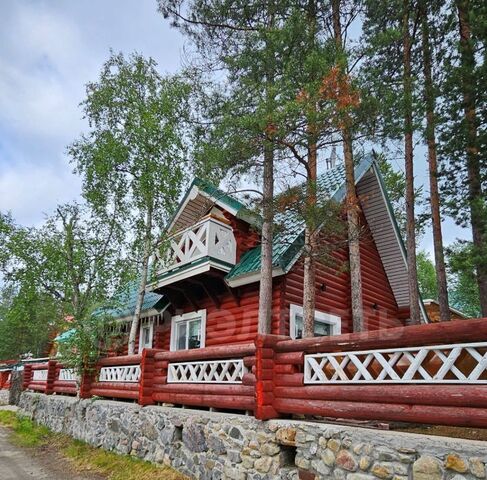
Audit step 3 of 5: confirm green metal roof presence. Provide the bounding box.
[54,328,76,343]
[193,177,247,214]
[225,156,374,282]
[94,281,168,320]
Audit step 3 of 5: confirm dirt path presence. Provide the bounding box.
[0,424,104,480]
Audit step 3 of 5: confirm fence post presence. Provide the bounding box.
[22,364,33,390]
[45,359,57,395]
[79,365,96,399]
[254,334,284,420]
[139,348,157,406]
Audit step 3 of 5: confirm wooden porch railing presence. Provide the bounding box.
[21,318,487,428]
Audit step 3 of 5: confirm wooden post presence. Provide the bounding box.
[45,360,57,395]
[254,334,288,420]
[79,365,96,399]
[22,364,33,390]
[139,348,157,406]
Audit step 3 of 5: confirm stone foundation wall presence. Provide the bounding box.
[19,392,487,480]
[0,389,9,405]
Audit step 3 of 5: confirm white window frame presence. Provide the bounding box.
[170,309,207,351]
[138,318,154,352]
[289,304,341,339]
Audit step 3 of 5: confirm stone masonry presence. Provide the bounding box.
[19,392,487,480]
[0,389,9,405]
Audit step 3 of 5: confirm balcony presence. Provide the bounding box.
[154,215,237,288]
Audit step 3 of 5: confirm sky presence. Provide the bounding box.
[0,0,469,256]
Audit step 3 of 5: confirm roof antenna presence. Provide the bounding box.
[326,146,337,170]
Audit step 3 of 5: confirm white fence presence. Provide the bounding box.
[99,365,141,383]
[59,368,78,382]
[304,342,487,384]
[32,369,48,381]
[168,359,246,384]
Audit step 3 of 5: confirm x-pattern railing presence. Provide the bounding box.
[99,365,141,383]
[168,359,246,384]
[158,216,237,275]
[32,369,48,381]
[59,369,78,382]
[170,221,208,265]
[304,342,487,384]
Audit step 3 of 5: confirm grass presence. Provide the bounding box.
[0,410,187,480]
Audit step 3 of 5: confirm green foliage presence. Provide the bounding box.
[0,284,60,359]
[69,52,191,249]
[0,411,185,479]
[57,308,117,374]
[416,250,438,300]
[0,412,50,448]
[447,241,481,318]
[0,203,131,358]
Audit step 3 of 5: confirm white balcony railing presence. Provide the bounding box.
[158,215,237,275]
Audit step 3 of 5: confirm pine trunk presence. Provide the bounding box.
[258,8,276,335]
[403,0,421,324]
[128,205,153,355]
[303,135,318,338]
[420,1,450,321]
[331,0,364,332]
[455,0,487,316]
[303,0,318,338]
[258,142,274,334]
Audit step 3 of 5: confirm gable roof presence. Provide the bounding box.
[167,177,261,234]
[225,156,374,285]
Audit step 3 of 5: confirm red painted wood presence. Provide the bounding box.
[274,398,487,428]
[154,343,255,362]
[275,385,487,408]
[156,384,254,395]
[90,388,139,400]
[153,392,254,411]
[275,318,487,353]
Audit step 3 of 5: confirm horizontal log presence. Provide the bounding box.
[152,392,254,411]
[274,364,298,374]
[242,373,256,386]
[274,373,304,387]
[275,385,487,408]
[53,387,77,395]
[154,343,255,362]
[275,318,487,354]
[155,384,254,396]
[243,356,256,368]
[274,398,487,428]
[90,382,138,391]
[31,364,49,370]
[274,352,304,365]
[90,388,138,400]
[98,355,142,366]
[53,381,77,388]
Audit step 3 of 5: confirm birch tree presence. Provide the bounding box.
[69,52,191,354]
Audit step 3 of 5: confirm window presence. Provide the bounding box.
[289,304,341,339]
[139,318,154,352]
[170,310,206,351]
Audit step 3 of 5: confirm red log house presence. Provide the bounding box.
[22,155,487,428]
[118,155,427,354]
